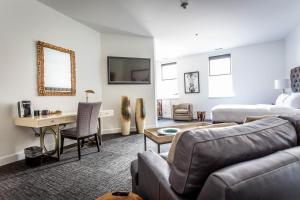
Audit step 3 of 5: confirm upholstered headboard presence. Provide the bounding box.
[290,66,300,92]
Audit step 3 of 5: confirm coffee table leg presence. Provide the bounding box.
[158,144,160,154]
[144,135,147,151]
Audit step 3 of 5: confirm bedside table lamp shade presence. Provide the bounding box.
[274,79,290,94]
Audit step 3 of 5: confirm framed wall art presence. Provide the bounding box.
[184,71,200,94]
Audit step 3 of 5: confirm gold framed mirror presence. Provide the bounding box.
[37,41,76,96]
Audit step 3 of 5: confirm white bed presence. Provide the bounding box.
[212,104,300,123]
[212,67,300,123]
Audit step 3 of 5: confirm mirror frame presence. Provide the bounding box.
[37,41,76,96]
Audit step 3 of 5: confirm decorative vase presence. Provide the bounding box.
[121,96,131,136]
[135,98,146,134]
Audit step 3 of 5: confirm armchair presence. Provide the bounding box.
[172,103,193,121]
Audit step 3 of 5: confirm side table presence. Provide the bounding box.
[197,111,206,121]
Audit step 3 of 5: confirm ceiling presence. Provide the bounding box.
[39,0,300,59]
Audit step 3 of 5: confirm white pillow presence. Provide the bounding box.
[283,93,300,108]
[275,93,289,106]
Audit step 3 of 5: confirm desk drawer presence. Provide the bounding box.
[38,118,60,127]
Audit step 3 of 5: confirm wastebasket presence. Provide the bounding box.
[24,146,42,167]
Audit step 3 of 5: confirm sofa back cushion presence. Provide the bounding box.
[198,146,300,200]
[167,123,238,164]
[279,115,300,144]
[169,117,297,196]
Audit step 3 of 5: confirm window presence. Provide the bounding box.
[208,54,234,97]
[160,62,179,98]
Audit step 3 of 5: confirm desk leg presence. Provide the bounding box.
[40,125,60,160]
[144,135,147,151]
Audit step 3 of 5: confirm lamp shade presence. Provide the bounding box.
[274,79,290,90]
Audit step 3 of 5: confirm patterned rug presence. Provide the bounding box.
[0,134,170,200]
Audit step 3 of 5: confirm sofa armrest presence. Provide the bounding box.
[138,151,188,200]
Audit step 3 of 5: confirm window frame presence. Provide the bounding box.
[208,54,234,98]
[161,62,178,81]
[209,54,231,76]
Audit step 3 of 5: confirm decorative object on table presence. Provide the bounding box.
[184,71,200,94]
[173,103,193,121]
[24,146,42,167]
[50,110,62,115]
[157,128,180,136]
[135,98,146,134]
[197,111,206,122]
[17,101,32,117]
[96,192,143,200]
[121,96,131,136]
[85,89,95,102]
[274,79,290,94]
[37,41,76,96]
[41,110,50,116]
[34,110,40,117]
[60,102,102,160]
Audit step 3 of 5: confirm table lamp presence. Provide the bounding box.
[85,89,95,103]
[274,79,290,94]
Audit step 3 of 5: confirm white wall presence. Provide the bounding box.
[157,41,286,119]
[100,33,156,133]
[0,0,102,165]
[285,23,300,74]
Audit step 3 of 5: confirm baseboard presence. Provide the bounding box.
[0,151,25,166]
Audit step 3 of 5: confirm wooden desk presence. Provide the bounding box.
[15,110,114,160]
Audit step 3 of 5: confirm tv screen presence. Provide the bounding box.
[108,56,151,84]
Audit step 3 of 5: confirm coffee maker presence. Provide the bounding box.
[18,101,32,117]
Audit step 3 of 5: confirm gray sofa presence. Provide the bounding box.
[131,116,300,200]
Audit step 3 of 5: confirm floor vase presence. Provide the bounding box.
[135,98,146,134]
[121,96,131,135]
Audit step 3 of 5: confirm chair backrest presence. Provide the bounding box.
[177,103,191,110]
[76,102,101,137]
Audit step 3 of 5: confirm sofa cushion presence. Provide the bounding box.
[198,146,300,200]
[169,117,297,196]
[167,123,238,164]
[175,109,189,114]
[279,115,300,144]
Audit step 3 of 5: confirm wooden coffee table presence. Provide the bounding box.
[144,122,210,153]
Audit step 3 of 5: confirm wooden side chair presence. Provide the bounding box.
[60,102,101,160]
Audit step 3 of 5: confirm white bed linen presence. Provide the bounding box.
[212,104,300,123]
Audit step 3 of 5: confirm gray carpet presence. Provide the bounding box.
[0,134,170,200]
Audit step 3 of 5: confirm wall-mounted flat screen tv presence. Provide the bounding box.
[108,56,151,84]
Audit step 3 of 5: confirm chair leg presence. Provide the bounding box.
[60,136,64,154]
[81,139,84,148]
[77,139,81,160]
[99,133,102,146]
[95,134,100,152]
